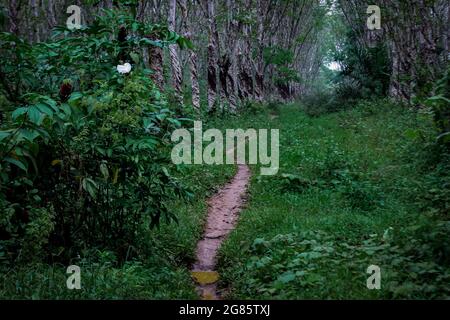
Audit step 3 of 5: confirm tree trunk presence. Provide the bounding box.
[7,0,20,35]
[168,0,184,107]
[148,34,165,91]
[205,0,219,112]
[180,0,200,111]
[236,0,254,101]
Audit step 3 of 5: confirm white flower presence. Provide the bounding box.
[117,63,132,74]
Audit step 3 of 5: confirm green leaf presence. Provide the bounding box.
[427,95,450,103]
[68,92,83,103]
[166,31,179,42]
[27,106,43,125]
[177,36,193,49]
[14,147,23,156]
[0,130,12,141]
[100,163,109,180]
[140,38,163,48]
[82,177,98,198]
[35,103,54,116]
[130,52,140,64]
[4,157,27,172]
[436,132,450,142]
[60,103,72,116]
[12,107,28,120]
[18,128,41,142]
[22,152,38,174]
[278,272,296,284]
[43,98,58,111]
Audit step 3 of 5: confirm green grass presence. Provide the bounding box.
[0,163,235,299]
[216,101,449,299]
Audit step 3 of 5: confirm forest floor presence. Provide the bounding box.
[184,100,446,300]
[1,100,447,299]
[191,164,251,300]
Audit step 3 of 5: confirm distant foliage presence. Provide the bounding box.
[301,25,391,117]
[334,30,391,100]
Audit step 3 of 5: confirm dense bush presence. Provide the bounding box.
[0,9,192,264]
[300,90,343,117]
[334,30,391,100]
[233,225,450,299]
[301,28,391,118]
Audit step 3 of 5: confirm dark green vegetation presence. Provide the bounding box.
[0,11,194,263]
[0,1,449,300]
[0,163,234,298]
[0,9,233,298]
[218,102,450,299]
[4,98,448,299]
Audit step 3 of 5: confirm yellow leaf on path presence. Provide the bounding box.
[191,271,219,285]
[51,159,62,166]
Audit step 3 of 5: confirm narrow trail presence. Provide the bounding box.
[191,164,251,300]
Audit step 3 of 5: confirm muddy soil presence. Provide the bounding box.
[192,165,251,299]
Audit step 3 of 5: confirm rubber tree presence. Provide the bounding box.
[180,0,200,111]
[168,0,184,107]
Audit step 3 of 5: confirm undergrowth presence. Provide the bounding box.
[218,100,449,299]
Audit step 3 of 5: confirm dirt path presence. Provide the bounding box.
[191,164,251,300]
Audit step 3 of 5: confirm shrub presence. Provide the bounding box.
[235,226,450,299]
[0,10,192,264]
[279,149,382,211]
[301,90,343,117]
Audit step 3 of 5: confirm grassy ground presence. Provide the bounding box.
[1,100,448,299]
[216,101,449,299]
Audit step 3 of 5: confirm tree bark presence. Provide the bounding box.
[168,0,184,107]
[180,0,200,111]
[7,0,21,36]
[148,34,165,91]
[236,0,254,101]
[205,0,219,112]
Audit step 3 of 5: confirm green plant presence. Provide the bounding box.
[333,30,391,100]
[423,66,450,146]
[234,226,450,299]
[0,9,192,264]
[279,148,382,210]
